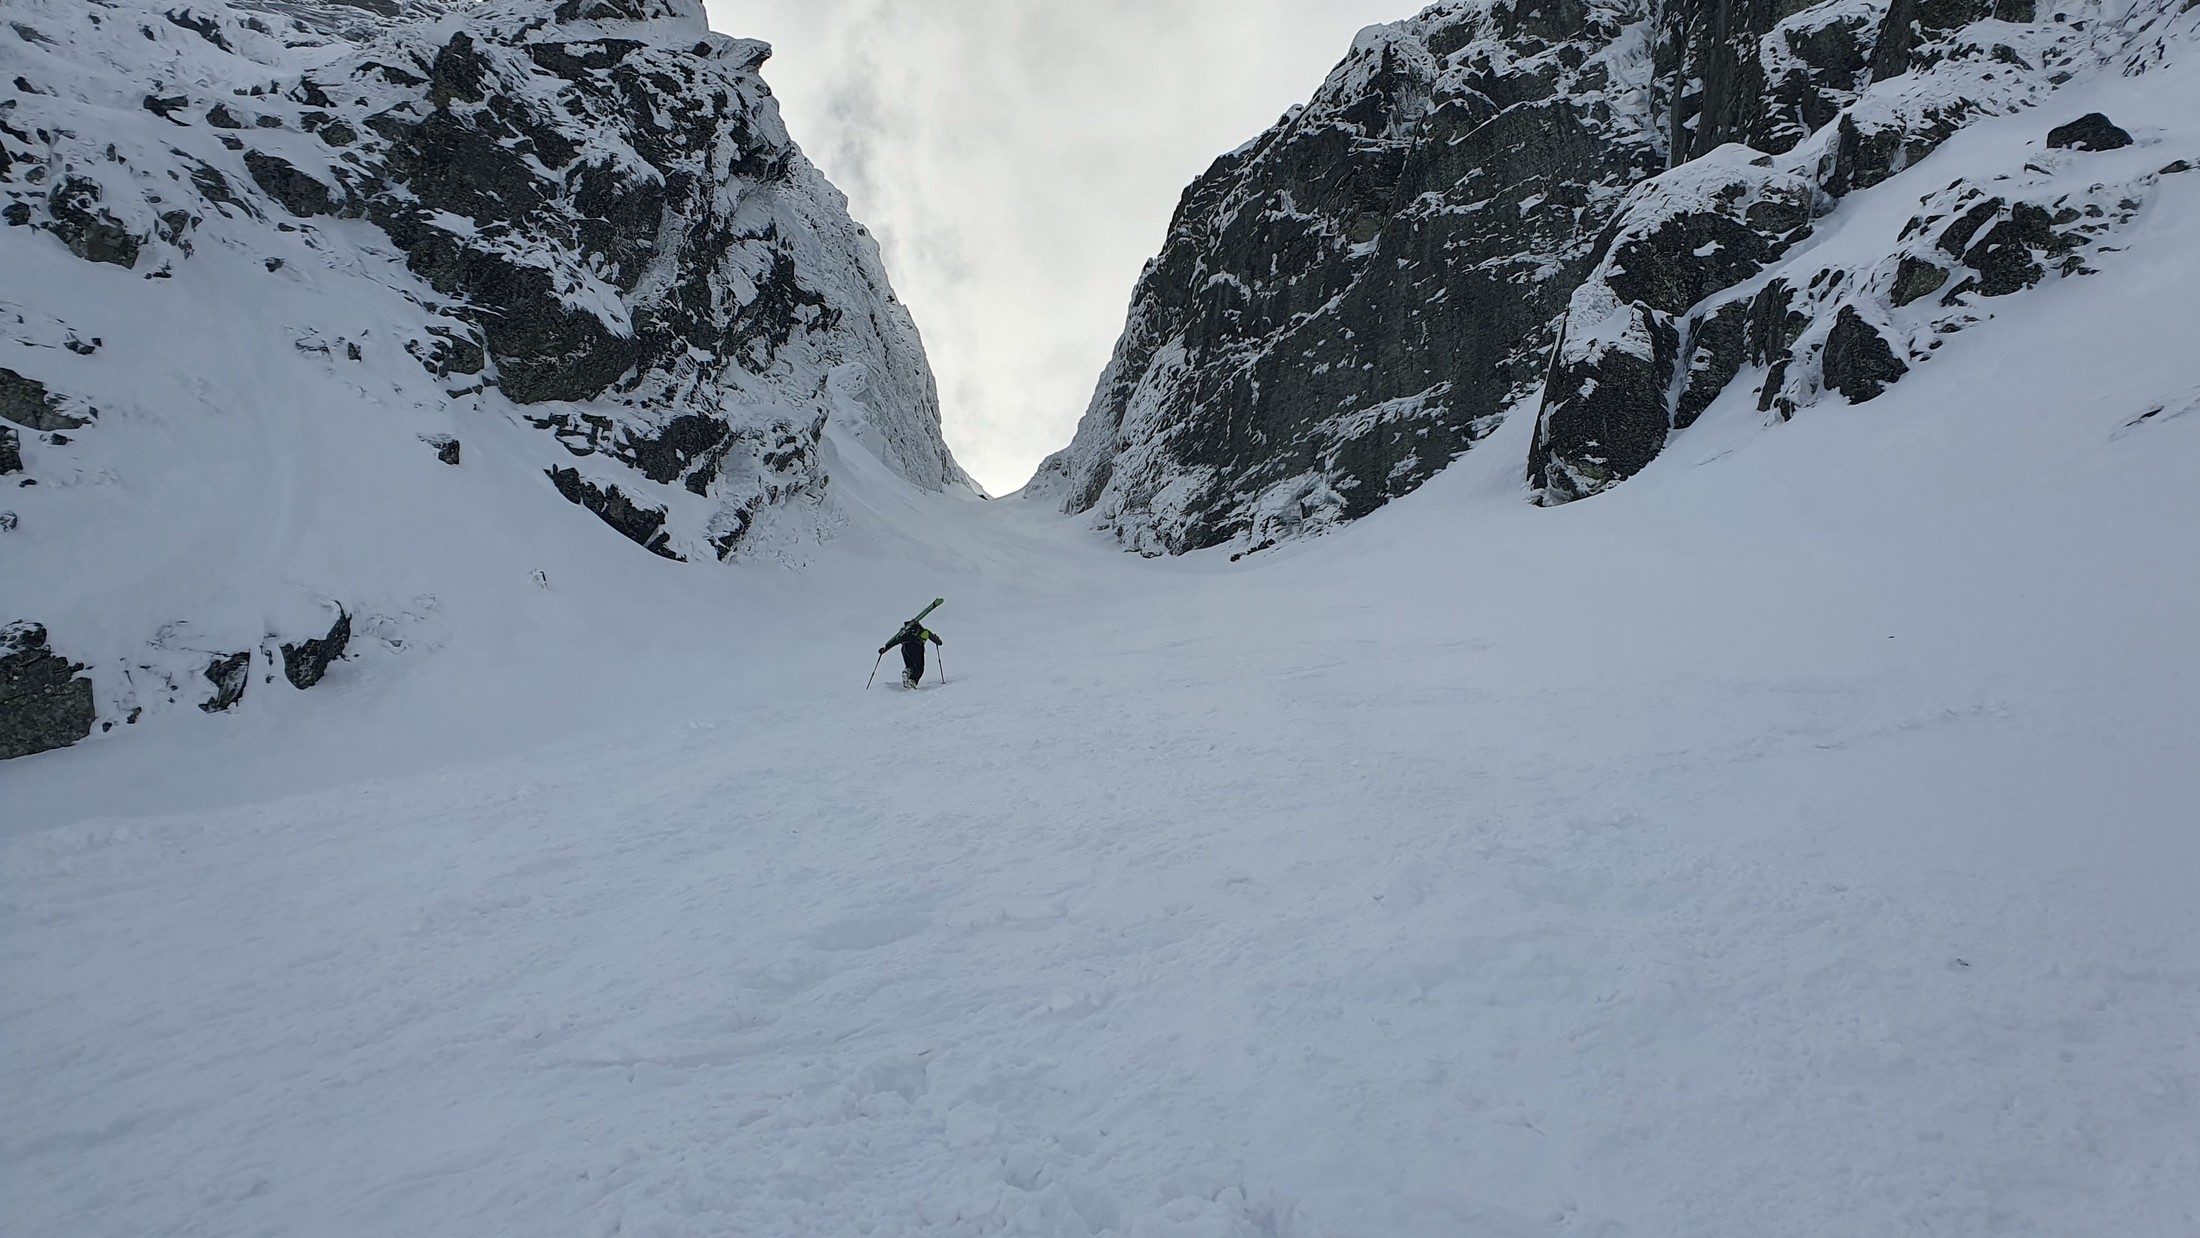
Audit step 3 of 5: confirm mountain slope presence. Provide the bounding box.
[6,59,2198,1222]
[2,7,2196,1234]
[0,0,966,758]
[1033,0,2198,553]
[1026,0,1665,554]
[1529,0,2200,500]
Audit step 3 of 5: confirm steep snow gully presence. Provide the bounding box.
[5,2,2199,1238]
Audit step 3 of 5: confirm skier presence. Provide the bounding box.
[880,615,943,689]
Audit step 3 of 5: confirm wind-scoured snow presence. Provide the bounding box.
[8,43,2200,1228]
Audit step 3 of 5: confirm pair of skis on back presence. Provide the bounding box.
[867,597,944,689]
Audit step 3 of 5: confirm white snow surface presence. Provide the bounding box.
[7,20,2200,1238]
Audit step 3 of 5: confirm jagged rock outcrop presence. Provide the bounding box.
[1030,0,1666,554]
[2047,111,2133,150]
[1528,150,1825,499]
[200,652,252,714]
[0,622,95,759]
[1,0,965,755]
[0,365,94,431]
[281,608,351,690]
[1530,0,2193,501]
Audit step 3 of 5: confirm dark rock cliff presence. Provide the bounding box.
[1042,0,2195,549]
[1030,0,1666,554]
[0,0,965,756]
[0,622,95,760]
[1528,0,2189,502]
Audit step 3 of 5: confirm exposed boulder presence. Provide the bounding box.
[200,651,252,713]
[242,151,337,218]
[1,622,96,760]
[2047,112,2134,151]
[44,176,141,268]
[1674,298,1752,429]
[1527,289,1683,505]
[0,367,93,432]
[1531,155,1822,501]
[548,467,681,560]
[1955,201,2060,296]
[423,434,461,466]
[0,425,21,475]
[405,324,486,379]
[1889,255,1950,306]
[281,610,352,690]
[1819,306,1908,401]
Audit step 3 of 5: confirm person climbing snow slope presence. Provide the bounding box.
[881,615,942,689]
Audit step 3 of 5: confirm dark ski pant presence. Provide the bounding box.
[899,639,926,683]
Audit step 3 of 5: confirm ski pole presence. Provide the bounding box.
[938,648,946,685]
[866,649,884,689]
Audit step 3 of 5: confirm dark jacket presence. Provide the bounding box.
[881,623,941,668]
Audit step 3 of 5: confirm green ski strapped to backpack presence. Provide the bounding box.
[890,597,944,643]
[868,598,944,689]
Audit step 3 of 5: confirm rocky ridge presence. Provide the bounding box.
[0,0,963,757]
[1037,0,2198,551]
[1029,0,1667,555]
[1529,0,2196,501]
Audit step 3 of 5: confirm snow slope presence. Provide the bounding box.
[6,16,2200,1238]
[8,45,2200,1233]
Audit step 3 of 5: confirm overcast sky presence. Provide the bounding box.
[704,1,1414,493]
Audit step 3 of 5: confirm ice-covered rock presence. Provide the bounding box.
[0,621,94,759]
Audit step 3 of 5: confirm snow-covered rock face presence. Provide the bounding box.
[0,0,963,756]
[1529,0,2198,502]
[1030,0,1667,555]
[1040,0,2198,549]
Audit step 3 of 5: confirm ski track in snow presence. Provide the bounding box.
[8,31,2200,1238]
